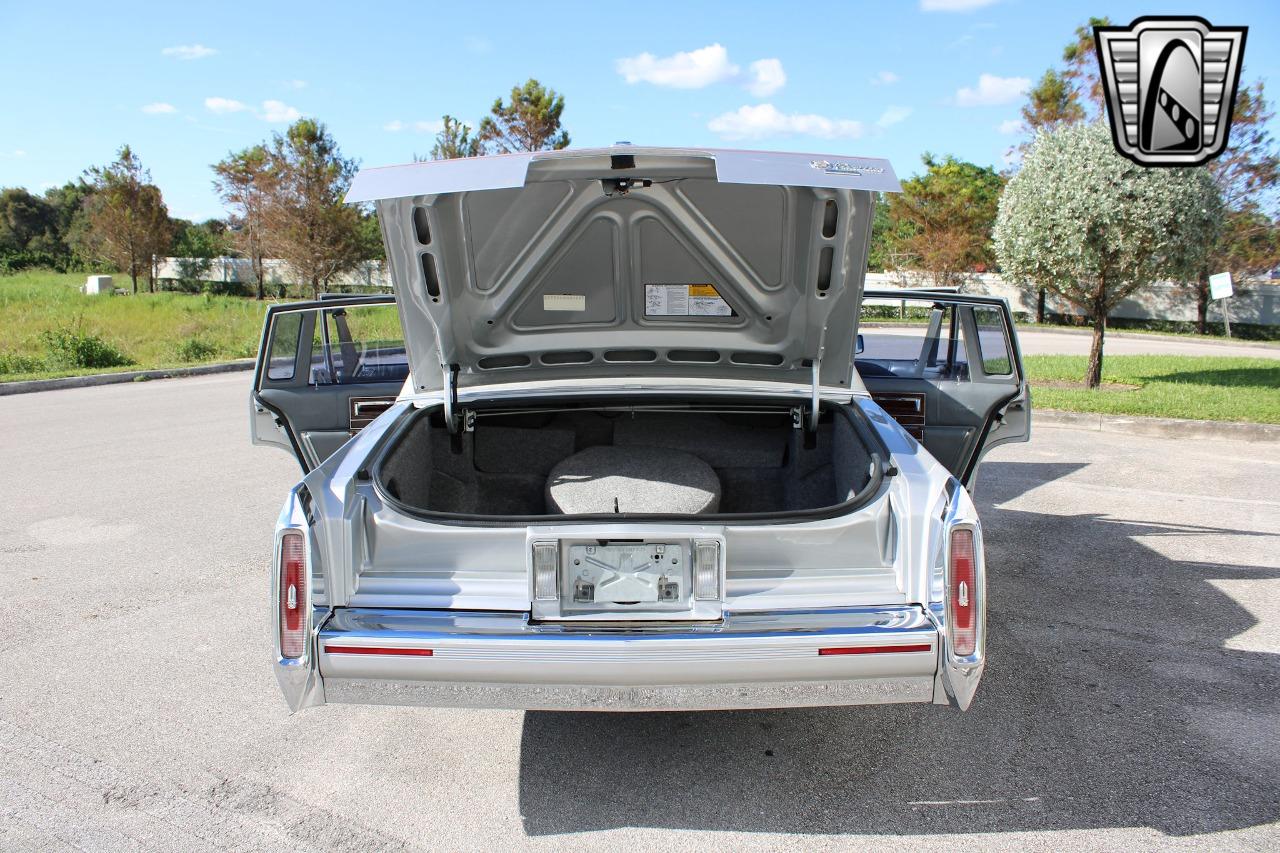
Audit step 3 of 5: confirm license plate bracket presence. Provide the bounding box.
[562,542,691,613]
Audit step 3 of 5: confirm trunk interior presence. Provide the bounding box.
[375,402,876,519]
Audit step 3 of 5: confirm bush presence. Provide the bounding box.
[40,326,133,368]
[0,351,46,375]
[0,249,76,274]
[201,279,245,296]
[174,337,218,362]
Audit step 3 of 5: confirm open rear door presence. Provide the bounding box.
[250,295,407,472]
[856,290,1030,487]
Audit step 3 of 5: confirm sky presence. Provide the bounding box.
[2,0,1277,222]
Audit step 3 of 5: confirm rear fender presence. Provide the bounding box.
[929,480,986,710]
[271,487,327,711]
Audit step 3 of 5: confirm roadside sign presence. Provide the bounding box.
[1209,272,1234,300]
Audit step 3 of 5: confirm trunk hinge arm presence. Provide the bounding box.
[442,364,474,435]
[809,359,821,432]
[443,363,460,433]
[791,358,822,435]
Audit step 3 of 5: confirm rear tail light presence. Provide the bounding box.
[278,531,307,659]
[693,541,721,600]
[533,541,559,600]
[948,527,978,657]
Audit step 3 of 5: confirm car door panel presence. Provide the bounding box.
[251,296,406,472]
[857,291,1030,486]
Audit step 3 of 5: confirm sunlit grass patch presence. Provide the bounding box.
[1025,355,1280,423]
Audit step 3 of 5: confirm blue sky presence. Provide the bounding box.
[2,0,1276,221]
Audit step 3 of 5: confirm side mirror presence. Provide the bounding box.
[855,333,865,355]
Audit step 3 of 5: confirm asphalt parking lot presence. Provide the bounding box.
[1,373,1277,851]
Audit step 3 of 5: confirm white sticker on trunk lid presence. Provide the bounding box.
[644,284,732,317]
[543,293,586,311]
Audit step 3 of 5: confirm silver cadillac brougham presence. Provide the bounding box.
[250,146,1030,713]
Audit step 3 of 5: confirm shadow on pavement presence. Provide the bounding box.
[517,460,1280,838]
[1147,366,1279,388]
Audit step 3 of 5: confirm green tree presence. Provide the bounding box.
[354,209,385,263]
[0,188,57,252]
[429,115,482,160]
[477,79,570,153]
[995,123,1221,388]
[1061,16,1110,116]
[1021,69,1085,132]
[74,146,172,293]
[262,118,363,298]
[213,145,273,299]
[1017,17,1109,144]
[0,188,63,271]
[170,218,230,287]
[1194,81,1280,331]
[43,179,95,267]
[885,155,1004,287]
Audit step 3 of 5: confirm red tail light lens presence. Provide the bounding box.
[948,527,977,657]
[279,531,306,659]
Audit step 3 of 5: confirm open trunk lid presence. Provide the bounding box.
[346,146,899,397]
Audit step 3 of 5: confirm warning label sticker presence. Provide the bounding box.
[644,284,732,317]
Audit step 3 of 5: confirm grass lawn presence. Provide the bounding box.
[1025,355,1280,424]
[0,270,271,381]
[4,271,1277,425]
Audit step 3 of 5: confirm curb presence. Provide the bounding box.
[1035,408,1280,442]
[0,359,255,396]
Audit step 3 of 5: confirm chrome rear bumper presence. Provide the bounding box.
[279,605,959,712]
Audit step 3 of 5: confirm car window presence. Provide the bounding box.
[310,304,408,385]
[973,306,1013,376]
[856,301,969,380]
[266,312,303,380]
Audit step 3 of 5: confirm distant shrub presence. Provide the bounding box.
[0,351,46,375]
[0,250,72,274]
[175,337,218,362]
[201,279,245,296]
[41,326,133,368]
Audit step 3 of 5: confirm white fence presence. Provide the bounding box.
[865,272,1280,327]
[156,257,391,289]
[157,257,1279,327]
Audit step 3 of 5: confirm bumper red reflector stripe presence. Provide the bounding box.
[325,645,433,657]
[818,643,933,656]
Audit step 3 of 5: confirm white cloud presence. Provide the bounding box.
[285,79,307,90]
[876,106,912,128]
[955,73,1030,106]
[4,149,27,158]
[260,100,301,122]
[162,44,217,60]
[383,119,445,134]
[871,70,899,86]
[617,43,739,89]
[920,0,1000,11]
[997,118,1023,134]
[205,97,248,114]
[708,104,864,140]
[616,43,786,97]
[746,58,786,97]
[141,102,177,114]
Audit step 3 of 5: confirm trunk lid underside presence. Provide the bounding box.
[346,147,899,396]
